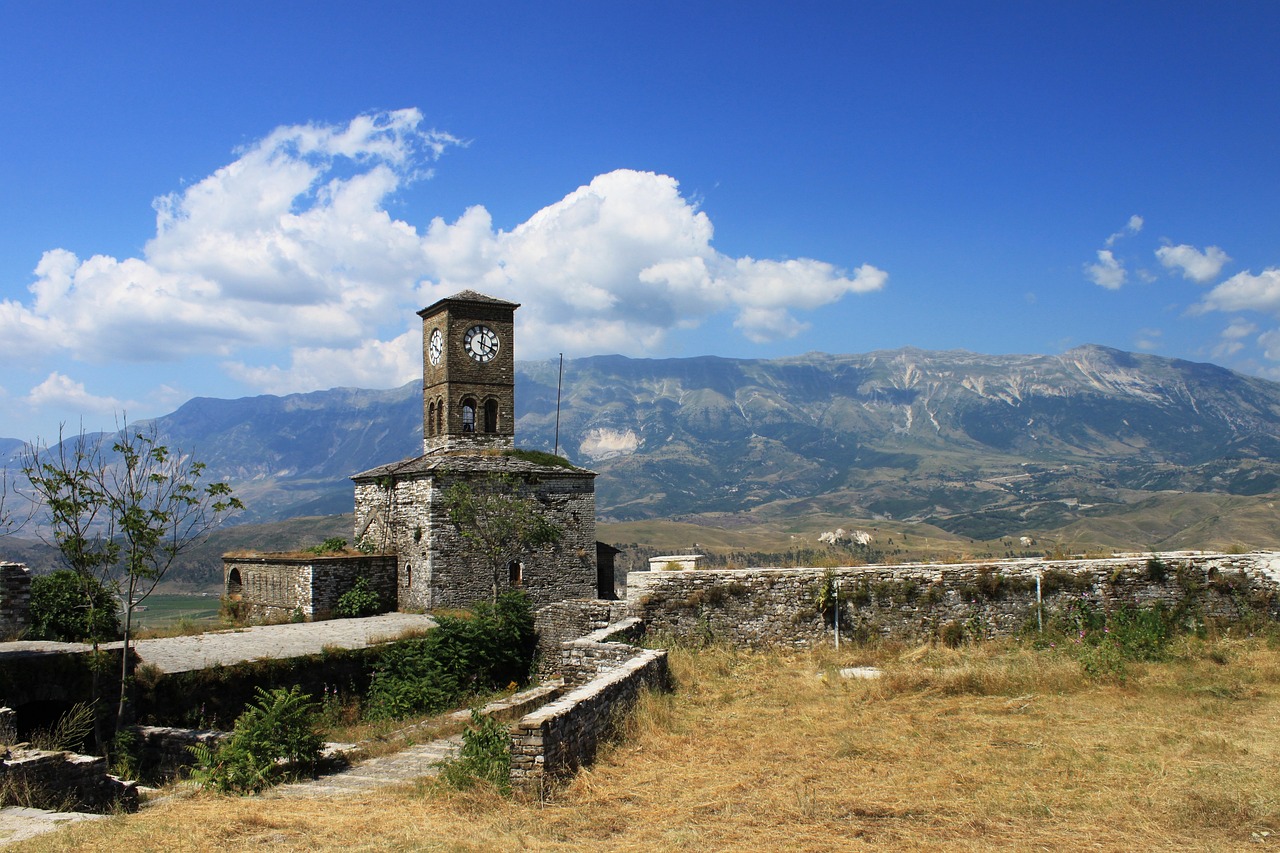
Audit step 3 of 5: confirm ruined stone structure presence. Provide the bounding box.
[629,551,1280,647]
[226,290,602,615]
[222,554,397,622]
[0,562,31,639]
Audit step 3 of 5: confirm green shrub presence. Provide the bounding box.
[190,686,323,794]
[334,576,381,618]
[437,709,511,794]
[366,590,535,720]
[29,570,120,642]
[306,537,348,555]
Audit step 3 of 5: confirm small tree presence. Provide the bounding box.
[444,474,562,600]
[23,420,243,744]
[29,569,121,642]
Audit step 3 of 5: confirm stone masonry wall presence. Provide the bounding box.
[0,562,31,639]
[509,645,669,797]
[0,748,138,812]
[629,551,1280,647]
[534,600,629,680]
[223,555,397,622]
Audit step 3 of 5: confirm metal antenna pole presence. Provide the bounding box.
[553,353,564,457]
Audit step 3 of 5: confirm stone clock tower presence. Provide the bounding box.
[418,290,519,454]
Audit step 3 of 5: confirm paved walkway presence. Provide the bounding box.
[0,612,437,673]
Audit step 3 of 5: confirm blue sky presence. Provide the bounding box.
[2,2,1279,440]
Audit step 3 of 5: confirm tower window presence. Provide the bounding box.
[484,399,499,433]
[508,561,523,586]
[461,399,476,432]
[436,396,444,435]
[427,401,436,437]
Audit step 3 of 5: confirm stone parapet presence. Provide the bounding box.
[628,551,1280,647]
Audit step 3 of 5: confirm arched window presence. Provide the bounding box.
[461,398,476,432]
[427,401,436,436]
[227,568,243,599]
[508,560,523,587]
[435,396,444,435]
[484,399,499,433]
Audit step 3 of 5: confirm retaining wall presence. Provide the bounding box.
[0,748,138,812]
[533,599,629,680]
[628,551,1280,647]
[510,643,669,797]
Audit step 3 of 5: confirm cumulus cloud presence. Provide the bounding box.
[1199,268,1280,315]
[1133,328,1162,350]
[25,373,124,413]
[1156,243,1230,283]
[1085,249,1127,289]
[0,109,886,396]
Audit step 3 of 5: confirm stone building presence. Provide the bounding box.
[226,290,604,614]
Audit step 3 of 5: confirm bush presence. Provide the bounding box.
[29,570,120,642]
[437,709,511,794]
[334,576,381,618]
[190,686,323,794]
[366,590,535,720]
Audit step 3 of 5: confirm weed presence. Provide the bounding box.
[335,576,382,618]
[436,709,511,795]
[189,685,323,794]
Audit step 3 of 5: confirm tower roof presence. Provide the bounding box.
[417,290,520,318]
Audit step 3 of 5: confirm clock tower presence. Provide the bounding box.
[419,290,519,454]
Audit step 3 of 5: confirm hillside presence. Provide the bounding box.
[4,344,1280,578]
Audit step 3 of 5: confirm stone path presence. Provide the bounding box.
[0,612,437,673]
[0,807,105,845]
[267,734,463,799]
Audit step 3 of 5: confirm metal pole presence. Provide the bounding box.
[553,353,564,457]
[834,578,840,651]
[1036,572,1043,632]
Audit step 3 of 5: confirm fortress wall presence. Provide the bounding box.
[628,552,1280,647]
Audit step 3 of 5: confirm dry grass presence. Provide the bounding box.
[18,637,1280,852]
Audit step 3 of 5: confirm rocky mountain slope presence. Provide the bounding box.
[5,345,1279,542]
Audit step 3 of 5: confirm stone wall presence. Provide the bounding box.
[133,725,228,782]
[354,460,598,611]
[0,748,137,812]
[629,551,1280,647]
[0,562,31,639]
[510,644,669,797]
[534,600,629,680]
[222,555,397,622]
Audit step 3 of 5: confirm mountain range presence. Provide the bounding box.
[5,344,1280,556]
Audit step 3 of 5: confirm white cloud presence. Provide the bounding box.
[25,373,124,413]
[0,110,886,396]
[224,329,420,395]
[1104,214,1144,247]
[1212,319,1257,358]
[1133,328,1162,350]
[1199,268,1280,315]
[1155,244,1230,283]
[1085,249,1126,289]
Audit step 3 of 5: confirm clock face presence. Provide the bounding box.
[463,325,499,363]
[428,329,443,365]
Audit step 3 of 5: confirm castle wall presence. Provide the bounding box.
[0,562,31,639]
[628,552,1280,647]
